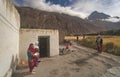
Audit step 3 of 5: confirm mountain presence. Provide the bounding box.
[91,20,120,30]
[16,7,104,42]
[113,16,120,19]
[88,11,110,20]
[88,11,120,30]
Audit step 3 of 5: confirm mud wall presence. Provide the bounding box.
[20,29,59,62]
[0,0,20,77]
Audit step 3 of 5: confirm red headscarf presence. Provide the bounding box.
[28,43,36,54]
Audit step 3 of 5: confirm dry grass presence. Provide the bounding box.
[85,36,120,47]
[64,35,120,47]
[103,36,120,47]
[64,35,120,56]
[64,36,77,40]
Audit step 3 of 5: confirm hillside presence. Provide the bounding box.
[16,7,104,42]
[91,21,120,30]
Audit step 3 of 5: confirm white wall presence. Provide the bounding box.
[20,29,59,62]
[0,0,20,77]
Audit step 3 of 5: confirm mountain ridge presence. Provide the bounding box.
[88,11,111,20]
[16,7,104,42]
[88,11,120,30]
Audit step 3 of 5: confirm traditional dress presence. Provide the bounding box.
[27,43,35,72]
[96,36,103,53]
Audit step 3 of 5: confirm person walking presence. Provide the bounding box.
[96,35,103,53]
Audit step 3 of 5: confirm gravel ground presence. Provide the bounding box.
[12,43,120,77]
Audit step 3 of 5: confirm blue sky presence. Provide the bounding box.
[13,0,23,5]
[45,0,73,6]
[14,0,74,6]
[13,0,120,20]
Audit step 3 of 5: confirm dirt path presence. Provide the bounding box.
[12,43,120,77]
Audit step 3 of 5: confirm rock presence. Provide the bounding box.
[101,67,120,77]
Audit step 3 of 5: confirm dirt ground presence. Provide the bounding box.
[12,43,120,77]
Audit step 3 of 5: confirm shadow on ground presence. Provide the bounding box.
[12,65,31,77]
[12,71,31,77]
[70,52,99,66]
[16,65,28,70]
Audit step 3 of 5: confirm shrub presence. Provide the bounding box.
[79,40,120,56]
[104,42,120,56]
[104,42,114,53]
[78,39,96,49]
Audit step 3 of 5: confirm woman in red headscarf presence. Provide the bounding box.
[27,43,36,73]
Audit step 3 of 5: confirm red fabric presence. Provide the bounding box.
[33,48,39,66]
[28,61,34,72]
[66,43,69,49]
[28,43,36,54]
[97,44,102,53]
[33,57,38,66]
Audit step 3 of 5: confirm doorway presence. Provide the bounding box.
[38,36,50,57]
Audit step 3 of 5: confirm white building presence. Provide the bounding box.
[20,29,59,62]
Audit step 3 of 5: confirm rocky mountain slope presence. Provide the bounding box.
[88,11,120,30]
[16,7,104,42]
[88,11,110,20]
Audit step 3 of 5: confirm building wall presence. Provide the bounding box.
[20,29,59,62]
[0,0,20,77]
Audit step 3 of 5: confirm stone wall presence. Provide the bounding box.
[0,0,20,77]
[20,29,59,62]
